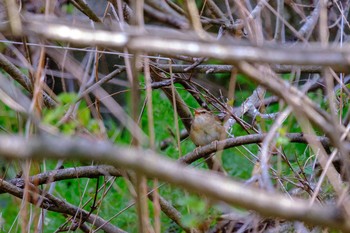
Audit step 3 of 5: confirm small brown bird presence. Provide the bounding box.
[189,108,226,146]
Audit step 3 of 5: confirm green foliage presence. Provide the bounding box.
[0,103,21,133]
[62,3,75,14]
[276,127,290,147]
[179,195,207,228]
[43,92,99,135]
[0,42,8,53]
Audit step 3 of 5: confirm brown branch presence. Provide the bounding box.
[297,1,321,39]
[144,3,189,29]
[1,165,121,194]
[77,67,126,101]
[153,64,340,73]
[0,178,126,233]
[71,0,102,23]
[3,163,192,232]
[0,53,56,107]
[1,16,348,69]
[236,62,349,171]
[151,69,192,133]
[0,135,347,231]
[206,0,227,19]
[179,133,330,164]
[145,0,188,25]
[0,73,32,113]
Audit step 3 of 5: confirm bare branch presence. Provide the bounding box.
[180,133,330,164]
[0,16,349,68]
[0,178,126,233]
[0,135,346,231]
[0,53,56,107]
